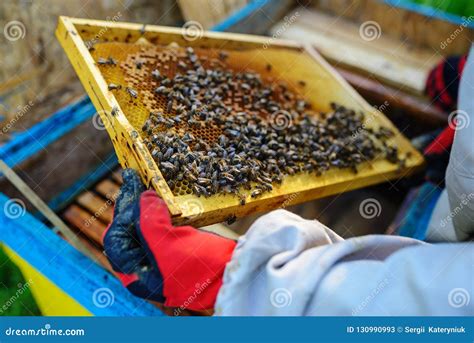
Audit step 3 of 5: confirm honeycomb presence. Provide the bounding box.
[92,42,291,197]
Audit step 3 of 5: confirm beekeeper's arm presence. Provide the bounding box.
[214,210,473,316]
[427,45,474,242]
[214,47,474,316]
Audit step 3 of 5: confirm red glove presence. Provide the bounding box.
[103,169,236,311]
[423,125,455,185]
[425,55,467,112]
[422,55,467,185]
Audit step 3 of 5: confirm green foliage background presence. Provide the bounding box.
[0,246,41,316]
[410,0,474,17]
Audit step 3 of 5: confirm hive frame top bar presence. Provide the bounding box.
[56,16,424,227]
[59,16,303,50]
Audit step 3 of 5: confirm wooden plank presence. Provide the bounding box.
[0,67,43,94]
[58,16,301,50]
[0,159,95,260]
[62,204,106,245]
[214,0,293,35]
[208,0,227,24]
[315,0,474,56]
[95,179,120,203]
[337,68,446,127]
[64,233,112,273]
[76,191,114,223]
[273,9,443,96]
[178,0,215,28]
[178,0,247,29]
[111,170,123,185]
[224,0,247,15]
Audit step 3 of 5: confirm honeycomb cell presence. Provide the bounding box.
[91,42,290,196]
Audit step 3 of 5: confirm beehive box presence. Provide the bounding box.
[56,17,424,227]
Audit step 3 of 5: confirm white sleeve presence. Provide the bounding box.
[215,210,474,316]
[445,45,474,241]
[427,46,474,242]
[426,189,458,242]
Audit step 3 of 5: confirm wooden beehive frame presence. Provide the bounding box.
[56,16,424,227]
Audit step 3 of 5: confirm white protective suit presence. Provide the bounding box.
[214,47,474,316]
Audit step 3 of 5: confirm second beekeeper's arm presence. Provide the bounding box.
[214,210,473,316]
[427,45,474,241]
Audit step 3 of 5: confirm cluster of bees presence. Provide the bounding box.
[100,46,401,202]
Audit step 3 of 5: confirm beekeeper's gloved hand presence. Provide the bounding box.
[102,169,236,311]
[421,55,467,185]
[425,55,467,112]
